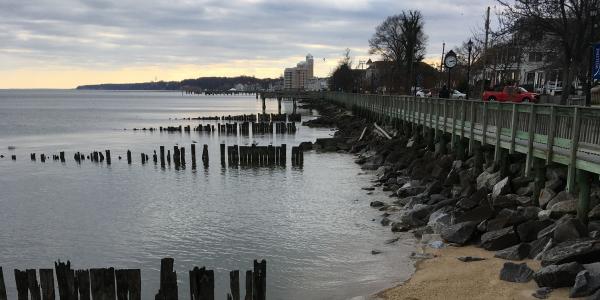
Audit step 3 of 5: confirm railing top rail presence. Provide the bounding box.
[324,91,600,115]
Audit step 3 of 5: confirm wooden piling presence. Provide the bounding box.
[155,258,178,300]
[533,158,546,207]
[55,261,77,300]
[141,153,146,164]
[153,151,158,164]
[229,271,240,300]
[26,269,42,300]
[90,268,115,300]
[252,260,266,300]
[244,271,252,300]
[39,269,55,300]
[31,153,36,161]
[14,269,28,300]
[127,150,132,164]
[180,147,186,167]
[202,145,209,168]
[189,267,214,300]
[75,270,90,300]
[577,169,593,224]
[173,146,180,169]
[191,144,197,166]
[0,267,6,300]
[220,144,226,166]
[115,269,140,300]
[105,150,110,165]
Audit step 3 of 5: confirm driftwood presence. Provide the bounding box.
[373,123,392,140]
[358,127,368,141]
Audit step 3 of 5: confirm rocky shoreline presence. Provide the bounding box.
[302,98,600,299]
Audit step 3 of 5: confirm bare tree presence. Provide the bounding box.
[369,10,428,93]
[497,0,600,103]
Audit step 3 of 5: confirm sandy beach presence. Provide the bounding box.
[376,245,570,300]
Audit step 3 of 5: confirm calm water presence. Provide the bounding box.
[0,90,414,299]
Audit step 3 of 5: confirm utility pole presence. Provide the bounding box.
[480,6,491,98]
[440,42,445,88]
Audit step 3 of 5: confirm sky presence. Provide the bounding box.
[0,0,499,88]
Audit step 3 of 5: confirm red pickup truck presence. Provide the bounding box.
[482,86,539,103]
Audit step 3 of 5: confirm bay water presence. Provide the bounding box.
[0,90,414,299]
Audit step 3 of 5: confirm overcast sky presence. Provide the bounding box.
[0,0,499,88]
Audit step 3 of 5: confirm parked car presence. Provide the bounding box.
[450,90,466,99]
[482,86,539,103]
[416,89,432,97]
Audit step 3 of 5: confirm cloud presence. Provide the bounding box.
[0,0,497,88]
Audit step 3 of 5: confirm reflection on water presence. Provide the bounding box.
[0,90,414,299]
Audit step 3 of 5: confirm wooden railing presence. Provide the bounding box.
[318,92,600,191]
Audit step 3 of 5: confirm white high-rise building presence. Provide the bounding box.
[283,54,314,90]
[306,54,314,79]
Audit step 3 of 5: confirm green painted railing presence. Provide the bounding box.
[308,91,600,191]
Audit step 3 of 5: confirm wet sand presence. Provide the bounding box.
[376,245,570,300]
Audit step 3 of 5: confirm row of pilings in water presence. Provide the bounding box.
[18,143,305,168]
[1,258,266,300]
[182,113,301,122]
[132,122,297,135]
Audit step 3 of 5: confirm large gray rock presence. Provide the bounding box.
[370,201,385,208]
[516,182,535,197]
[540,239,600,267]
[391,222,411,232]
[455,204,495,224]
[494,243,531,261]
[480,227,520,251]
[528,236,552,259]
[441,221,477,245]
[512,176,533,190]
[375,165,392,180]
[519,206,542,220]
[517,220,554,242]
[570,270,600,298]
[546,191,576,212]
[427,210,452,234]
[493,194,519,209]
[538,188,557,209]
[533,262,584,288]
[492,177,511,200]
[423,180,443,196]
[545,178,564,192]
[476,171,502,191]
[399,204,432,227]
[549,199,577,218]
[396,185,426,198]
[553,216,587,244]
[499,262,534,283]
[589,204,600,221]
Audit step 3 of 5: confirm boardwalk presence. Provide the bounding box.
[320,92,600,188]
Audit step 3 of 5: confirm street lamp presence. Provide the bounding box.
[466,39,473,99]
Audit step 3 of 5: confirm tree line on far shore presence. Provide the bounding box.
[76,76,280,91]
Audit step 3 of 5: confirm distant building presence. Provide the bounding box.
[283,54,314,90]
